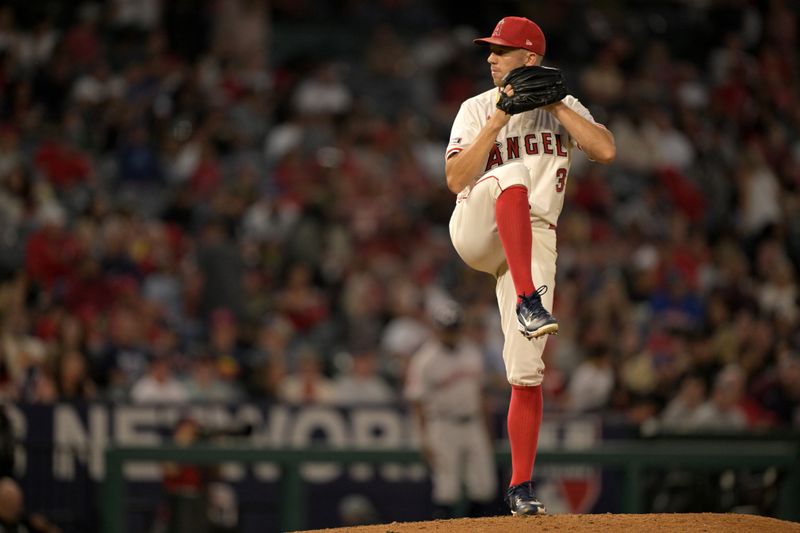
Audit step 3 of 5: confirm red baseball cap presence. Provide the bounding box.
[474,16,546,56]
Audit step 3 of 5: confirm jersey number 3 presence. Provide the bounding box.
[555,168,567,193]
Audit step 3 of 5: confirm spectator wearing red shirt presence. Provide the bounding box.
[24,204,81,291]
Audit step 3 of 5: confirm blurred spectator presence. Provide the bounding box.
[213,0,267,69]
[579,44,624,106]
[130,354,189,404]
[688,364,748,430]
[153,417,238,533]
[1,308,47,398]
[54,351,97,401]
[293,63,352,116]
[753,351,800,427]
[658,374,707,432]
[277,347,334,405]
[117,126,162,184]
[247,353,288,402]
[566,345,615,413]
[196,222,243,320]
[643,110,696,172]
[276,262,330,334]
[24,203,80,291]
[757,253,798,325]
[206,308,247,391]
[32,137,91,190]
[0,477,61,533]
[331,350,396,406]
[380,278,431,380]
[95,306,151,398]
[243,315,293,400]
[736,151,781,238]
[183,355,241,403]
[63,4,100,67]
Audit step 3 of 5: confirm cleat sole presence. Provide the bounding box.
[531,323,559,338]
[519,323,559,339]
[510,507,548,516]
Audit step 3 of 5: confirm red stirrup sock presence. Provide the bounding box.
[496,185,535,303]
[508,384,543,486]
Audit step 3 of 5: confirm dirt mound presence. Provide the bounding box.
[297,513,800,533]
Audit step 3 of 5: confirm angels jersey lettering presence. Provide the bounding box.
[446,90,598,227]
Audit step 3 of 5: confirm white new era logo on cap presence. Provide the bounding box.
[493,19,505,36]
[526,39,532,45]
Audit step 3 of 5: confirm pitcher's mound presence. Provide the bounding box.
[298,513,800,533]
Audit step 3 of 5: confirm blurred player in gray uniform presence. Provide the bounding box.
[405,299,497,518]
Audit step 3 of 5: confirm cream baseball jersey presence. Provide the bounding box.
[446,89,598,226]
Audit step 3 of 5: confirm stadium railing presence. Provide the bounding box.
[102,438,800,532]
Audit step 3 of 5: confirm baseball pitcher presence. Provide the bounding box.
[445,16,616,515]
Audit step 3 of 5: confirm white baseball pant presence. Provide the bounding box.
[448,162,557,387]
[428,418,497,504]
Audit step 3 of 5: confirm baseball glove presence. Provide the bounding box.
[496,65,567,115]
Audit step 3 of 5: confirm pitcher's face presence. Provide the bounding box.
[487,45,537,87]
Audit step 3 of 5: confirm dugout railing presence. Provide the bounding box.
[102,438,800,532]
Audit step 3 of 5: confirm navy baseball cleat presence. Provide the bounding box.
[516,286,558,339]
[506,481,547,516]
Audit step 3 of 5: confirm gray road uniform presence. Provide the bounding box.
[405,337,497,506]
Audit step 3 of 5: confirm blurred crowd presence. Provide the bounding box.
[0,0,798,432]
